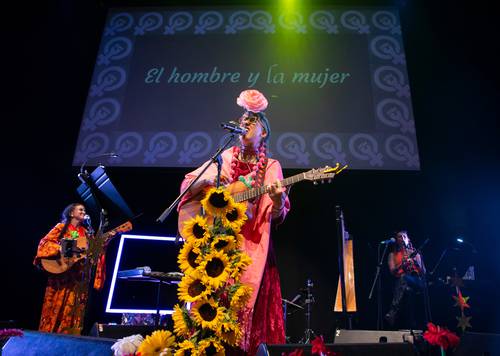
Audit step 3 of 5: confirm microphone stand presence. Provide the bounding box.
[368,242,390,330]
[156,132,239,236]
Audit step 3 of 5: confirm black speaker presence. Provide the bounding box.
[1,330,115,356]
[89,323,160,339]
[257,342,418,356]
[454,331,500,356]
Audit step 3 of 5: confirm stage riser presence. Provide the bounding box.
[2,330,115,356]
[257,343,418,356]
[454,332,500,356]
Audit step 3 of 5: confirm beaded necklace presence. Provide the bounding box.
[230,143,268,187]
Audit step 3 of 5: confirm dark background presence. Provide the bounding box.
[4,0,499,342]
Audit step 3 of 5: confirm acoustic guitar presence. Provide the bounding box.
[178,164,346,238]
[40,221,132,274]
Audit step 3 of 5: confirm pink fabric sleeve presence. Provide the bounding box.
[263,159,290,224]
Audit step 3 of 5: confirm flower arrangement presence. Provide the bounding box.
[423,322,460,355]
[111,186,252,356]
[173,187,251,355]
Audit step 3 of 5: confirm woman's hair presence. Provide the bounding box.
[61,203,82,222]
[255,112,271,143]
[58,203,84,240]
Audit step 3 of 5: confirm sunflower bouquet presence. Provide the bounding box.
[172,186,253,355]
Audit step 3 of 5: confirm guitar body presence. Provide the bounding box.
[40,235,88,274]
[40,221,132,275]
[178,181,249,238]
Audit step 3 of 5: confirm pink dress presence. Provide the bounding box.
[179,146,290,354]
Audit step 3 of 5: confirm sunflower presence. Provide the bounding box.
[201,187,235,217]
[229,284,253,310]
[182,215,210,246]
[197,337,225,356]
[234,233,244,249]
[197,250,233,289]
[178,239,202,274]
[210,234,237,253]
[172,304,193,338]
[177,270,211,303]
[137,330,176,356]
[174,339,196,356]
[221,202,247,232]
[216,321,242,346]
[230,253,253,280]
[191,298,225,331]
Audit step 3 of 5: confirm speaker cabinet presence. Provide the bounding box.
[1,330,115,356]
[334,329,417,344]
[257,342,418,356]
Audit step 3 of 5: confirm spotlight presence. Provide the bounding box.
[454,237,477,253]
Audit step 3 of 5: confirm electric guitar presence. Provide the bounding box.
[40,221,132,274]
[178,164,347,238]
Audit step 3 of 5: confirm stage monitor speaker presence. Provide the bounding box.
[454,331,500,356]
[89,323,159,339]
[334,329,417,344]
[257,342,418,356]
[1,330,115,356]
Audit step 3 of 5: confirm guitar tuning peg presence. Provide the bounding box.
[328,179,332,183]
[313,181,318,186]
[321,180,325,184]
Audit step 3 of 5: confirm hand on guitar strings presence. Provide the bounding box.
[267,179,286,210]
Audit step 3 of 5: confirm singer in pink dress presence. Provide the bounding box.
[179,89,290,354]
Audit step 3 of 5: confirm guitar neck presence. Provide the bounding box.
[233,172,306,203]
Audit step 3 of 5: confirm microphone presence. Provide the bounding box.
[220,121,247,135]
[380,237,396,244]
[83,214,91,226]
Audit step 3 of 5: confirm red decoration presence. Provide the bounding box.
[0,328,23,338]
[452,291,470,312]
[282,336,338,356]
[312,336,327,355]
[423,322,460,350]
[285,348,304,356]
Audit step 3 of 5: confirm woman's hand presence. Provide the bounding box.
[268,179,286,210]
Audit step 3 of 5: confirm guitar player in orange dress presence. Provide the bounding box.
[178,89,290,355]
[34,203,109,334]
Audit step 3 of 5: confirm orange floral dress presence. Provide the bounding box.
[34,222,107,334]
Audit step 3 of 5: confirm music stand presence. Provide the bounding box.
[77,165,134,230]
[76,165,134,333]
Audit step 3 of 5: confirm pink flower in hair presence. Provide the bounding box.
[236,89,268,113]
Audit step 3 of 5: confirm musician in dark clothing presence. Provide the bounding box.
[385,231,426,329]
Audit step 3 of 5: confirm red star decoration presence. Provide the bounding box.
[452,290,470,311]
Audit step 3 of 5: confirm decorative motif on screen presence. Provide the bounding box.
[74,8,418,170]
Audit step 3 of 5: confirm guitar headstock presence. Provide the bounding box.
[303,163,348,184]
